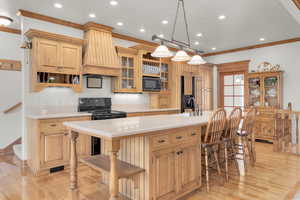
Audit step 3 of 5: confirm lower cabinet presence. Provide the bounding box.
[27,116,91,175]
[254,109,276,142]
[150,126,201,200]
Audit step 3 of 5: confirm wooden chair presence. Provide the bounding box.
[223,107,242,181]
[202,108,227,192]
[236,107,256,172]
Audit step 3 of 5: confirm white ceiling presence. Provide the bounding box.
[1,0,300,53]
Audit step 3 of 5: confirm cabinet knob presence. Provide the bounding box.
[176,136,183,140]
[191,132,196,136]
[158,140,165,143]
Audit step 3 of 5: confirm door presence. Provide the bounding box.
[37,39,60,72]
[40,132,69,168]
[176,145,201,193]
[60,43,82,74]
[152,148,177,200]
[220,72,245,111]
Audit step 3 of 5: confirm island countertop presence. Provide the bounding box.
[64,112,211,139]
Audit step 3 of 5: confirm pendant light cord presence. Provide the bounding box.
[171,0,191,47]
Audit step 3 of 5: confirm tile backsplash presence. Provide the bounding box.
[26,76,149,108]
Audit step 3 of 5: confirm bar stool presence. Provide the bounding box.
[202,108,227,192]
[236,107,256,172]
[223,107,242,181]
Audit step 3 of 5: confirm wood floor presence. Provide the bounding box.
[0,143,300,200]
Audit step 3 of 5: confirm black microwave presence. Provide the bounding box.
[143,76,161,92]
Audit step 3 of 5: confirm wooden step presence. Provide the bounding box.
[80,155,145,178]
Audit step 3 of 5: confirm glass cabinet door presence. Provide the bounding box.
[263,76,279,107]
[160,63,168,91]
[121,56,135,89]
[248,76,261,107]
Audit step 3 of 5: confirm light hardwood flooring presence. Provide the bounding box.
[0,143,300,200]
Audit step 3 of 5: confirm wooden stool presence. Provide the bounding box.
[223,107,242,181]
[236,107,256,172]
[202,108,227,192]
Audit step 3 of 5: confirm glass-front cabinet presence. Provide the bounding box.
[246,71,283,108]
[113,47,141,93]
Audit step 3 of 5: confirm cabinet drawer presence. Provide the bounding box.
[40,121,64,133]
[171,132,188,144]
[151,134,171,150]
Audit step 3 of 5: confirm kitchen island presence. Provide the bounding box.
[64,113,211,200]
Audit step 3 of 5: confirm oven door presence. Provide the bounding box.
[143,77,161,92]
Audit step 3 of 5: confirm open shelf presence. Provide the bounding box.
[80,155,145,179]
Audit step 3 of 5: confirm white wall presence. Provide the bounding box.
[0,31,22,149]
[206,41,300,110]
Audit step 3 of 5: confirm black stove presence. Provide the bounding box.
[78,98,127,155]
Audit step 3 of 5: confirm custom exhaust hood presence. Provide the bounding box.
[83,22,122,76]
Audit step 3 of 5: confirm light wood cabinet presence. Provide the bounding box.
[152,148,177,200]
[26,29,84,92]
[126,110,179,117]
[246,71,283,142]
[113,46,141,93]
[27,116,91,176]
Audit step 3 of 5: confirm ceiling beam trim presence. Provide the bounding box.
[0,26,21,35]
[292,0,300,10]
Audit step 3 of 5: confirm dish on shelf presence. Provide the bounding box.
[266,88,277,97]
[250,89,260,97]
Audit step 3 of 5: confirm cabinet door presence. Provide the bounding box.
[152,148,177,200]
[263,75,280,108]
[176,145,201,193]
[40,132,69,168]
[60,43,82,74]
[37,39,60,71]
[184,75,193,95]
[77,135,91,156]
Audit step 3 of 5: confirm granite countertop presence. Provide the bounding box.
[27,105,180,119]
[64,112,211,138]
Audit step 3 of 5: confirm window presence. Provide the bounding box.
[220,72,245,111]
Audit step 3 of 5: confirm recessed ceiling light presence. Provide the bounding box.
[110,0,118,6]
[218,15,226,20]
[158,34,164,38]
[161,20,168,25]
[89,13,96,18]
[140,28,145,33]
[260,38,265,41]
[212,47,216,50]
[117,22,123,26]
[196,33,203,37]
[194,41,199,45]
[54,3,63,8]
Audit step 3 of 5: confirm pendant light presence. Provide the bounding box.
[188,54,206,65]
[172,50,191,62]
[151,42,173,58]
[0,16,13,26]
[151,0,206,64]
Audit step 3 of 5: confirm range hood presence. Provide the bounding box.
[83,22,121,76]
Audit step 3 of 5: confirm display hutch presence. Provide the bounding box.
[246,71,283,142]
[26,29,84,92]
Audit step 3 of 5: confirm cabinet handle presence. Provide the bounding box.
[50,124,57,127]
[158,140,165,143]
[176,136,183,140]
[191,133,196,136]
[176,151,181,155]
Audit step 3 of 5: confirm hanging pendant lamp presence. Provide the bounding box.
[172,50,191,62]
[0,16,13,26]
[188,54,206,65]
[151,0,206,64]
[151,43,173,58]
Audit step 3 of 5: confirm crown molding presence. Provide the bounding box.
[202,37,300,57]
[0,26,21,35]
[3,9,299,58]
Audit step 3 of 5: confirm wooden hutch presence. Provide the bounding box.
[246,71,283,142]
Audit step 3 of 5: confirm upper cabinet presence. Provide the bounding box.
[82,22,122,77]
[113,46,141,93]
[246,71,283,108]
[26,29,84,92]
